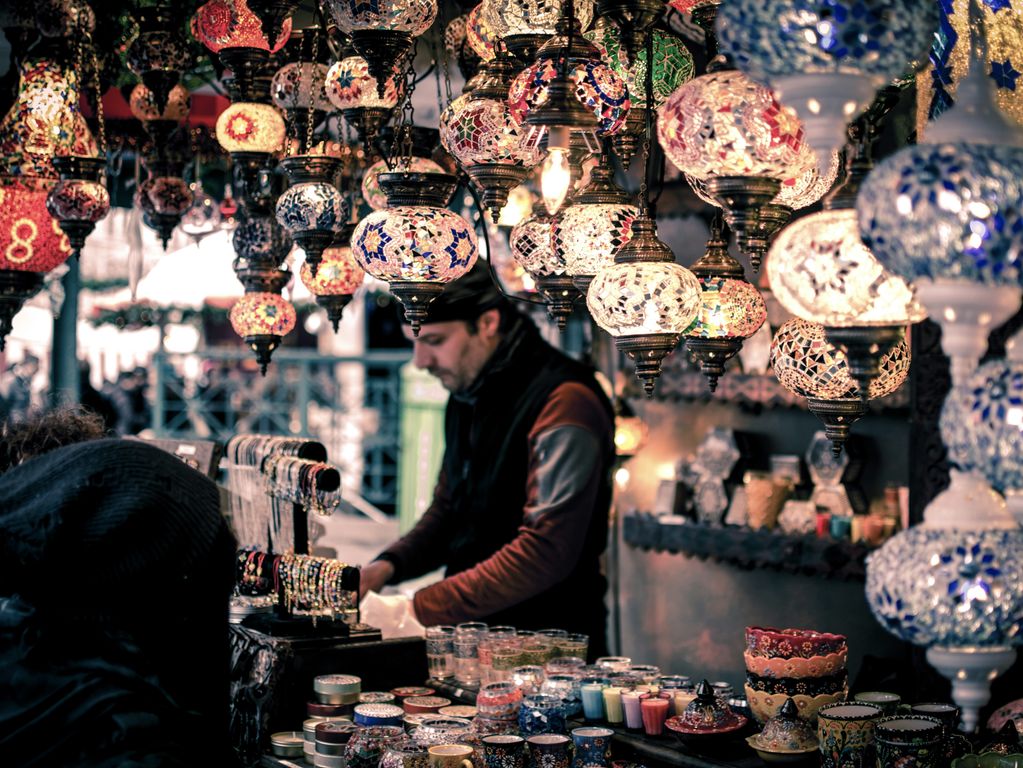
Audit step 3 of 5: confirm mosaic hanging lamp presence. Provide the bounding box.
[272,30,332,150]
[770,318,910,455]
[595,0,665,63]
[300,223,366,332]
[683,219,766,392]
[324,0,437,98]
[351,171,478,335]
[585,17,694,167]
[325,53,401,151]
[510,200,577,329]
[126,5,194,116]
[276,155,347,277]
[482,0,594,63]
[857,0,1023,388]
[587,213,701,396]
[768,92,925,398]
[716,0,938,172]
[230,290,297,374]
[556,154,638,295]
[47,156,109,259]
[440,44,541,218]
[246,0,301,50]
[658,59,816,271]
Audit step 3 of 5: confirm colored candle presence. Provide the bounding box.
[602,687,624,725]
[621,690,643,730]
[640,694,670,736]
[581,683,605,721]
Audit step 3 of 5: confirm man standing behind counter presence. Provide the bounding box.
[359,262,615,655]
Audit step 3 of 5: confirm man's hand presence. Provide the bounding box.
[359,560,395,598]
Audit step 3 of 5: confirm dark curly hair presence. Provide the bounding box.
[0,406,109,474]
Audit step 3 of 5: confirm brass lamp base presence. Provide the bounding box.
[617,332,681,397]
[245,333,283,376]
[219,47,271,102]
[703,176,780,273]
[292,230,336,279]
[379,172,459,208]
[351,29,412,99]
[746,203,792,268]
[316,294,355,333]
[824,324,904,401]
[466,164,531,220]
[342,107,392,153]
[686,336,744,392]
[389,280,447,336]
[534,274,581,332]
[806,397,869,457]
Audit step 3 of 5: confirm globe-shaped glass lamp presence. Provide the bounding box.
[230,291,297,374]
[466,3,496,62]
[716,0,939,169]
[46,156,110,256]
[271,61,332,112]
[300,243,366,332]
[361,157,446,211]
[193,0,292,53]
[215,102,286,154]
[684,276,767,388]
[511,205,559,277]
[865,469,1023,732]
[768,209,925,328]
[147,176,194,216]
[233,216,293,264]
[326,0,437,35]
[440,94,541,168]
[556,203,638,284]
[129,83,190,122]
[585,19,694,111]
[941,358,1023,498]
[325,56,400,111]
[275,156,349,275]
[857,143,1023,387]
[352,205,479,333]
[180,182,222,240]
[0,181,73,272]
[481,0,594,41]
[508,55,631,141]
[770,318,909,401]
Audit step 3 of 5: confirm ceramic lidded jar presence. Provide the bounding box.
[748,697,818,754]
[413,716,474,747]
[873,715,944,768]
[380,742,431,768]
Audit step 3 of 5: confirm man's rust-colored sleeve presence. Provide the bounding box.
[411,382,611,625]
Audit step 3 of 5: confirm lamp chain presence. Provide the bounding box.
[638,27,654,214]
[87,36,106,155]
[393,40,419,170]
[304,30,321,154]
[431,2,453,110]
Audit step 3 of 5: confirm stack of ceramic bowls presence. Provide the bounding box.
[743,626,848,724]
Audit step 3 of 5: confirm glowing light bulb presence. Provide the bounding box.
[541,148,571,215]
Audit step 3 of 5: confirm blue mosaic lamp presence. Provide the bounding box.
[351,171,478,335]
[716,0,938,170]
[857,0,1023,387]
[865,470,1023,732]
[275,156,348,277]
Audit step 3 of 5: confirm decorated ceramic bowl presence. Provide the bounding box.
[743,649,848,679]
[745,684,848,725]
[746,671,848,698]
[664,680,749,744]
[745,734,819,764]
[745,627,847,659]
[952,754,1023,768]
[989,699,1023,737]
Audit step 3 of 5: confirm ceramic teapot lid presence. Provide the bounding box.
[753,698,818,752]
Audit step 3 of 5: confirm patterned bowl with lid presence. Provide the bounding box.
[747,698,818,757]
[412,716,474,747]
[354,703,405,727]
[664,680,748,745]
[745,627,847,659]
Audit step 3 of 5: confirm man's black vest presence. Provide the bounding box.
[440,316,614,648]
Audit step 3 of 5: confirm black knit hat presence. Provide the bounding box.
[0,438,235,615]
[412,260,511,324]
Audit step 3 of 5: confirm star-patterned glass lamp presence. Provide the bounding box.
[857,0,1023,387]
[510,201,578,328]
[351,172,478,335]
[439,44,542,218]
[770,318,910,455]
[325,0,437,98]
[301,224,366,332]
[230,291,297,374]
[657,66,815,271]
[768,91,926,397]
[325,54,401,149]
[683,219,766,391]
[275,155,348,277]
[716,0,938,171]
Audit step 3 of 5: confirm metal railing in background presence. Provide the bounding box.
[151,348,411,514]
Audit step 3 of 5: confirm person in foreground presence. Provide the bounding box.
[360,262,616,655]
[0,438,238,767]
